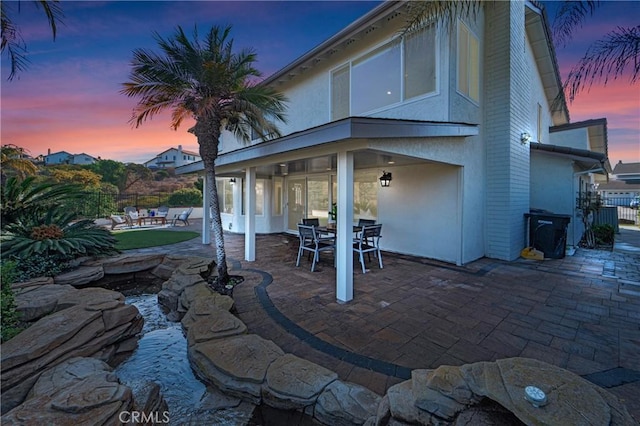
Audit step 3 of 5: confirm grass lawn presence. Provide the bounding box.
[113,229,199,250]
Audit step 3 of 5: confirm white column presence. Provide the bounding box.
[202,174,211,244]
[336,151,354,302]
[245,167,256,261]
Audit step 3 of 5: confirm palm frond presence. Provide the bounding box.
[552,0,600,47]
[564,25,640,102]
[402,0,483,37]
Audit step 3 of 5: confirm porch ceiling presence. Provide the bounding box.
[175,116,478,178]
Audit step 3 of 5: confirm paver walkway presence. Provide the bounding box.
[127,221,640,422]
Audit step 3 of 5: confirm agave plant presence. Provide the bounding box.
[1,209,117,260]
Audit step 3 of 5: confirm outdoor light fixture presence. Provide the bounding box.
[230,178,236,184]
[379,171,392,187]
[520,132,532,145]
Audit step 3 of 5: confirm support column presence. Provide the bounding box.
[245,167,256,261]
[336,151,354,302]
[201,173,211,244]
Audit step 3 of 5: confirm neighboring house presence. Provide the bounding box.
[144,145,201,169]
[597,161,640,207]
[44,150,97,166]
[177,1,609,302]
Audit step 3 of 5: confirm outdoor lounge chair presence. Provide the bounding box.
[171,207,193,226]
[296,224,336,272]
[110,214,129,230]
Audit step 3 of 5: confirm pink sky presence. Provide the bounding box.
[2,1,638,165]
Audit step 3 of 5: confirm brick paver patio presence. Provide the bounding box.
[129,221,640,421]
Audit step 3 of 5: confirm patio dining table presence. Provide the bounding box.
[316,224,362,236]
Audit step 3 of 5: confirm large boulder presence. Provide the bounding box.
[1,285,142,414]
[315,380,382,426]
[1,357,134,425]
[185,306,247,345]
[262,353,338,410]
[189,334,284,404]
[380,358,635,425]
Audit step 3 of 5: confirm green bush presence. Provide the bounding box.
[1,261,22,342]
[167,188,202,207]
[11,253,68,282]
[592,224,615,245]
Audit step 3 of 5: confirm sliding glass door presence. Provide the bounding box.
[287,178,306,231]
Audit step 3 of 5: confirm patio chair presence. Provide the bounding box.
[357,218,377,249]
[296,224,336,272]
[171,207,193,226]
[302,218,320,226]
[110,214,129,230]
[156,205,169,218]
[353,224,383,273]
[124,206,139,227]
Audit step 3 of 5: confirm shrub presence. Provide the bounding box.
[167,188,202,207]
[592,224,615,246]
[11,253,68,282]
[1,261,22,342]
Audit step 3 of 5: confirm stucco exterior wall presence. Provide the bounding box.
[530,151,581,246]
[378,162,461,263]
[549,127,590,150]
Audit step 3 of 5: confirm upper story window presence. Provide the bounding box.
[352,42,401,115]
[331,24,437,121]
[457,21,480,103]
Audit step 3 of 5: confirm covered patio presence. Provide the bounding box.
[177,116,480,303]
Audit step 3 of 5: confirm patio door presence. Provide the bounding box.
[287,178,306,231]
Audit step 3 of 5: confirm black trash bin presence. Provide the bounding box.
[524,211,571,259]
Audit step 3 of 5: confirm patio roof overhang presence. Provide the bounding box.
[530,142,608,172]
[176,117,478,176]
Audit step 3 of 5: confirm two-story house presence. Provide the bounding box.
[177,1,610,302]
[44,150,97,166]
[144,145,201,169]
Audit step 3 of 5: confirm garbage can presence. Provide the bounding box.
[524,211,571,259]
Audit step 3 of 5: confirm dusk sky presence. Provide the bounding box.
[1,1,638,166]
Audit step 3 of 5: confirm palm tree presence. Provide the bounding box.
[1,0,64,81]
[552,1,639,102]
[122,25,287,284]
[1,144,38,183]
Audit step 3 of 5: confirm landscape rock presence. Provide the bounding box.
[1,357,133,425]
[12,284,76,322]
[315,380,382,426]
[185,307,247,345]
[53,265,104,286]
[386,380,434,425]
[189,334,284,404]
[262,353,338,410]
[181,294,236,330]
[96,253,165,275]
[1,284,142,414]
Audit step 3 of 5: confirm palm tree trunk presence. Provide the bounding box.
[206,163,229,283]
[194,116,229,284]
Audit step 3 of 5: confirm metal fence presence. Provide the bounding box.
[600,196,640,224]
[76,192,173,219]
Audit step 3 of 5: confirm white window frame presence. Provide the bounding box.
[329,25,438,119]
[456,20,480,104]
